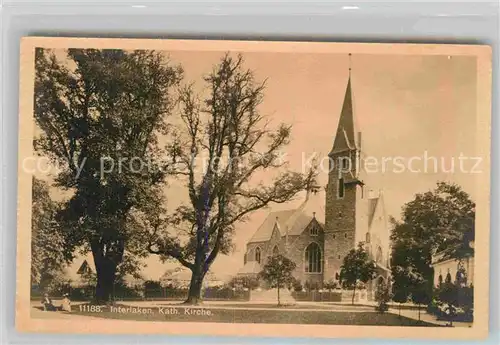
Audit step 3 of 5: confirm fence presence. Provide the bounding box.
[142,287,250,301]
[32,284,251,302]
[291,290,343,302]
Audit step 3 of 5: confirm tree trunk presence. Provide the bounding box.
[185,266,205,305]
[93,253,118,304]
[277,285,281,306]
[95,265,115,304]
[418,305,421,321]
[91,238,123,304]
[352,285,356,305]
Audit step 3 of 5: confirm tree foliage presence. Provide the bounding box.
[34,48,183,302]
[339,242,376,304]
[391,260,411,307]
[31,177,71,288]
[143,53,315,304]
[390,182,475,307]
[259,254,297,305]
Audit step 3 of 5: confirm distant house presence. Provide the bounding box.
[63,255,96,288]
[161,268,228,288]
[432,241,475,287]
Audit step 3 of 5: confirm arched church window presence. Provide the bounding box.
[243,253,247,265]
[338,178,345,199]
[272,245,279,255]
[445,272,452,284]
[335,272,340,280]
[438,274,443,286]
[365,232,371,243]
[305,243,322,273]
[375,246,383,264]
[255,247,261,264]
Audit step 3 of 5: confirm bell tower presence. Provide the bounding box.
[324,54,365,283]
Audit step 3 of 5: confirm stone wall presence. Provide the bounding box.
[324,175,357,282]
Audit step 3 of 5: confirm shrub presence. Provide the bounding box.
[323,279,338,290]
[144,280,164,299]
[434,282,474,324]
[228,276,260,290]
[113,281,143,300]
[292,278,303,292]
[374,281,392,313]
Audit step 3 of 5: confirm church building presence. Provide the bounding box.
[238,64,391,298]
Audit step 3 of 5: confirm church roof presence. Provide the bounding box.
[330,76,360,155]
[287,212,318,236]
[247,190,325,244]
[248,210,296,243]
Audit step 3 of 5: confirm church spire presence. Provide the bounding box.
[330,53,360,155]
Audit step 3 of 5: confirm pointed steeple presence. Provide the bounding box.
[330,54,360,155]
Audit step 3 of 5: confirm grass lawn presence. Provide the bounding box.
[70,304,439,326]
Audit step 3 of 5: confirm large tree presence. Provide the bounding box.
[390,182,475,301]
[34,48,183,302]
[143,54,314,304]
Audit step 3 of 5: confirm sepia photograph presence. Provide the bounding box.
[16,38,491,339]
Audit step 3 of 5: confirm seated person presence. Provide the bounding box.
[61,293,71,312]
[41,293,56,311]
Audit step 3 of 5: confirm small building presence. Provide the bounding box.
[432,241,475,287]
[161,268,228,288]
[63,255,96,288]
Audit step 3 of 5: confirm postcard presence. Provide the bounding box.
[16,37,491,339]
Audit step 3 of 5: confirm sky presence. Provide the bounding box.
[38,49,480,280]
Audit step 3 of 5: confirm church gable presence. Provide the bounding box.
[287,218,325,285]
[301,217,323,237]
[265,225,284,259]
